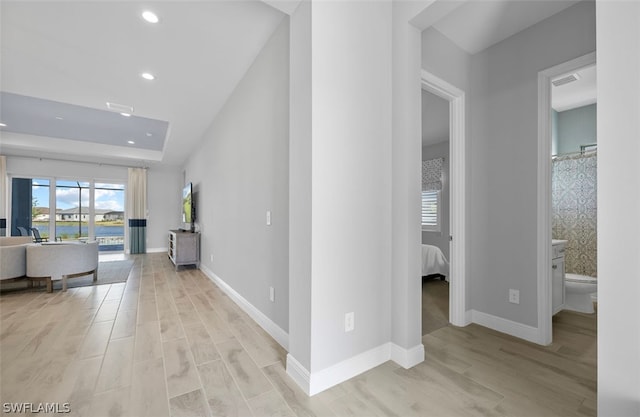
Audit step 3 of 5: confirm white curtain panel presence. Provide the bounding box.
[127,167,147,219]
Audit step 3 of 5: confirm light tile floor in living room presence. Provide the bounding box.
[0,253,596,416]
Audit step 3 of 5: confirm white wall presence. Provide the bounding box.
[309,0,392,372]
[287,0,431,394]
[597,1,640,414]
[421,27,472,93]
[469,1,596,327]
[5,156,128,183]
[147,166,182,251]
[390,0,430,357]
[288,0,312,370]
[4,156,180,251]
[421,89,449,146]
[184,18,290,333]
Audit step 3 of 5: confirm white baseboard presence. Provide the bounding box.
[286,342,424,396]
[199,265,289,350]
[390,343,424,369]
[286,354,311,396]
[309,343,391,396]
[471,309,539,344]
[465,309,473,325]
[147,247,168,254]
[295,343,393,396]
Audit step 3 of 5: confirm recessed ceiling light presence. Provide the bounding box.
[141,72,155,81]
[127,140,136,145]
[142,11,159,23]
[55,116,64,120]
[120,112,131,117]
[0,123,6,127]
[146,132,152,137]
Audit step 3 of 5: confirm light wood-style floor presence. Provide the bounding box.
[422,278,450,335]
[0,253,596,416]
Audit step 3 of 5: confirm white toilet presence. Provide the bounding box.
[564,273,597,313]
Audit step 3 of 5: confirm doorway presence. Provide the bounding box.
[421,70,467,328]
[537,52,597,343]
[421,88,450,335]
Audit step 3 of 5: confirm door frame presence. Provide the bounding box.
[536,51,596,344]
[421,70,468,326]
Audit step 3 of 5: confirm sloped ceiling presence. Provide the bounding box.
[0,1,285,166]
[430,0,582,55]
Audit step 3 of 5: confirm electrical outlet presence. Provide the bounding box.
[344,312,354,332]
[509,289,520,304]
[269,286,275,302]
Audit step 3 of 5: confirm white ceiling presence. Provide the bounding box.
[552,65,597,112]
[1,0,593,167]
[430,0,582,55]
[0,1,285,167]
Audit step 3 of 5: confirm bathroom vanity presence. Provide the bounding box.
[552,240,567,315]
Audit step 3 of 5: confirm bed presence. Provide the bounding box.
[421,244,449,279]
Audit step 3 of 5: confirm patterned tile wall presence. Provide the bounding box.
[552,152,597,277]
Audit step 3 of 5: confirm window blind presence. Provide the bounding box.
[422,157,443,230]
[422,190,439,227]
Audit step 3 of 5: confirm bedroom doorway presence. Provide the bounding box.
[421,70,467,329]
[421,88,451,335]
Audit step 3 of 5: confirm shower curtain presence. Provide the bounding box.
[552,151,597,277]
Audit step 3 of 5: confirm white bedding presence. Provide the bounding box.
[421,244,449,277]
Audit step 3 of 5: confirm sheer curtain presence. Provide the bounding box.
[127,167,147,254]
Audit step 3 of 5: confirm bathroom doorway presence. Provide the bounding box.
[538,52,597,344]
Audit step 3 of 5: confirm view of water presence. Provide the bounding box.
[34,224,124,238]
[31,224,125,252]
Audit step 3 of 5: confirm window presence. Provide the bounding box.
[422,157,444,232]
[421,190,441,232]
[10,176,125,252]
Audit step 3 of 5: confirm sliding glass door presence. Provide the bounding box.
[55,180,91,241]
[94,182,125,251]
[10,176,126,252]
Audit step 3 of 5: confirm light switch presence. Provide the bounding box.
[266,210,272,226]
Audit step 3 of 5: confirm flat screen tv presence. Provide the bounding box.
[182,182,195,231]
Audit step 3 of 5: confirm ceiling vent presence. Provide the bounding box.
[106,102,134,114]
[552,73,581,87]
